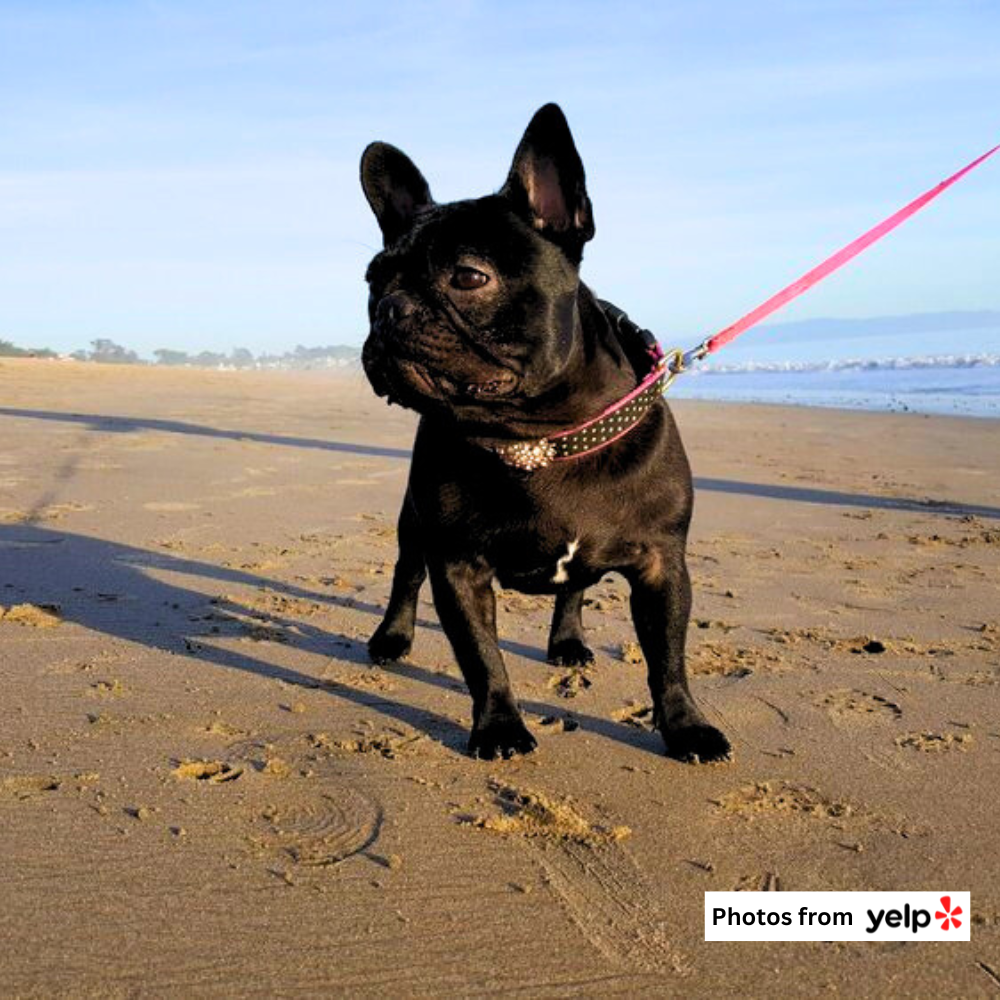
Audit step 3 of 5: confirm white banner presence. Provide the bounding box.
[705,891,970,942]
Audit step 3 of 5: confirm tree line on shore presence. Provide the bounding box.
[0,338,359,369]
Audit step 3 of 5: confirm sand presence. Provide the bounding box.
[1,357,998,996]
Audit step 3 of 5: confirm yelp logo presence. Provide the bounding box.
[935,895,963,931]
[866,895,965,935]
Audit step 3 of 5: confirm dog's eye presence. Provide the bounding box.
[451,267,490,291]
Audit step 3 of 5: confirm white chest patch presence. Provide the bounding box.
[551,538,580,584]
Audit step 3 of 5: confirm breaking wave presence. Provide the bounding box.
[697,354,1000,375]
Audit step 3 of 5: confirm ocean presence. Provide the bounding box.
[665,313,1000,418]
[670,360,1000,418]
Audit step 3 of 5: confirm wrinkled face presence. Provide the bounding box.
[360,103,595,427]
[362,196,579,420]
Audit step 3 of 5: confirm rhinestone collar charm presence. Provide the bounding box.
[495,438,557,471]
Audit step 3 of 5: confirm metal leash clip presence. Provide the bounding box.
[661,338,710,392]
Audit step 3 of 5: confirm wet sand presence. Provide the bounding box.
[1,358,998,996]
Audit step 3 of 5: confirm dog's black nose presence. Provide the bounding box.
[376,292,416,327]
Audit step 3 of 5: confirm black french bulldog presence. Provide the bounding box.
[359,103,731,764]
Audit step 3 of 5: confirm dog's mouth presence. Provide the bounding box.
[366,349,518,408]
[418,365,518,402]
[460,373,517,398]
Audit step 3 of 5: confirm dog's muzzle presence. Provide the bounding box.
[364,292,518,403]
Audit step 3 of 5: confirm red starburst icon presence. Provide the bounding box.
[935,896,963,931]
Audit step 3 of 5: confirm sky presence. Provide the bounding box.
[1,0,998,359]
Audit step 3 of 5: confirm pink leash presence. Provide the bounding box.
[677,141,1000,371]
[497,141,998,471]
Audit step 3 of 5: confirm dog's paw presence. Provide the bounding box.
[367,628,412,665]
[547,638,595,667]
[468,715,538,761]
[663,723,732,764]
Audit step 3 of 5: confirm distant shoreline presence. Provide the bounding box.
[4,356,997,422]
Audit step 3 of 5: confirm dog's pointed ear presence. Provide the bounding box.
[501,103,595,260]
[360,142,434,247]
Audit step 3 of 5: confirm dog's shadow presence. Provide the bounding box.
[1,524,662,757]
[3,407,998,521]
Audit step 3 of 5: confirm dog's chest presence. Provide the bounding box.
[491,524,605,593]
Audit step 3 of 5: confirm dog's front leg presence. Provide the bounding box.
[428,558,537,760]
[626,542,732,763]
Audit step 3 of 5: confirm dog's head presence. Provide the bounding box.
[360,104,595,426]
